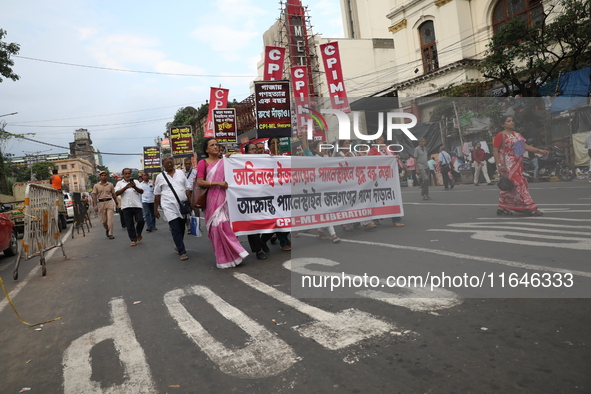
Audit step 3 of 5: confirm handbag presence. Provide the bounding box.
[195,187,208,209]
[191,177,208,210]
[497,134,514,192]
[162,171,191,216]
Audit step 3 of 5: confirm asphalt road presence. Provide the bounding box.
[1,180,590,393]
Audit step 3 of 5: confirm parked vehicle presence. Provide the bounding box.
[523,145,576,182]
[0,209,18,256]
[63,192,74,220]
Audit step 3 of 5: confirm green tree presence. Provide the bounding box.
[30,161,52,181]
[479,0,591,97]
[165,103,209,155]
[0,28,20,83]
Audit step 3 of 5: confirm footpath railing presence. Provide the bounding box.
[13,184,67,280]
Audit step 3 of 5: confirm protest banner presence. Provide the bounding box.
[224,155,403,236]
[263,46,286,81]
[143,146,160,173]
[319,42,350,112]
[170,126,194,157]
[254,81,292,138]
[212,108,237,144]
[205,87,229,138]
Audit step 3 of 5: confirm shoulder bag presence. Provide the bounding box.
[191,161,208,209]
[163,171,192,216]
[497,134,514,192]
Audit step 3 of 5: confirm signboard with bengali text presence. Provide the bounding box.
[254,81,292,138]
[224,155,403,236]
[170,126,194,157]
[143,146,161,173]
[212,108,237,144]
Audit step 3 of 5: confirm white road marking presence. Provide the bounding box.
[164,285,298,379]
[430,219,591,250]
[0,225,73,314]
[446,222,591,236]
[62,298,156,394]
[431,228,591,250]
[330,238,591,278]
[405,203,591,206]
[283,258,461,312]
[233,273,402,351]
[481,217,591,222]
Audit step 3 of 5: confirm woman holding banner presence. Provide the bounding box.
[197,138,248,268]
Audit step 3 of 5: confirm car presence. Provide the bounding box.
[0,209,18,257]
[63,192,74,220]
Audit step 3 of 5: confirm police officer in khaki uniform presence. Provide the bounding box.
[92,170,118,239]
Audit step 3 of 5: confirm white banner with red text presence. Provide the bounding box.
[224,155,403,236]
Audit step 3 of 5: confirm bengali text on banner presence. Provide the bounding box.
[223,155,403,236]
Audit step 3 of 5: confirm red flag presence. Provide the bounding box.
[205,87,229,138]
[263,46,286,81]
[290,66,311,136]
[319,42,350,112]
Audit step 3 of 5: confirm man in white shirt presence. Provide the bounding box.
[115,168,145,246]
[139,173,157,232]
[184,157,197,187]
[154,156,192,261]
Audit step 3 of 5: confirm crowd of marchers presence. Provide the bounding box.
[88,115,552,268]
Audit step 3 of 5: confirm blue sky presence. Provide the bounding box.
[1,0,343,172]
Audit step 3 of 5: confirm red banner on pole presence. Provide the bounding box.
[290,66,311,136]
[319,42,350,112]
[205,87,229,138]
[263,46,286,81]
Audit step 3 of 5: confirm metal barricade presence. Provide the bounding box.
[71,192,92,238]
[13,184,67,280]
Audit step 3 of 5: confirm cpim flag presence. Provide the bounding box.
[205,87,230,138]
[263,46,286,81]
[319,42,350,112]
[290,66,311,136]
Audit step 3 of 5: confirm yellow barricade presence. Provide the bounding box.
[12,184,67,280]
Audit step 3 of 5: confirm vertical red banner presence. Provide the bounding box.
[319,42,350,112]
[290,66,311,136]
[205,87,230,138]
[264,46,286,81]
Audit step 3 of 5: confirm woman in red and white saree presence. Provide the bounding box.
[492,116,548,216]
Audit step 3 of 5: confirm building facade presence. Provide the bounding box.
[53,158,94,193]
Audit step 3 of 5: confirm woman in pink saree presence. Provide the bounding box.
[197,138,248,268]
[493,116,548,216]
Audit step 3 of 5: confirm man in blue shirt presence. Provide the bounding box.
[438,146,454,190]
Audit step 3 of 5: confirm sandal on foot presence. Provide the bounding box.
[496,209,513,216]
[317,230,329,240]
[527,209,543,217]
[393,222,405,227]
[179,253,188,261]
[331,235,341,243]
[363,223,377,231]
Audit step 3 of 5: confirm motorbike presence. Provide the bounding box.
[522,145,575,181]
